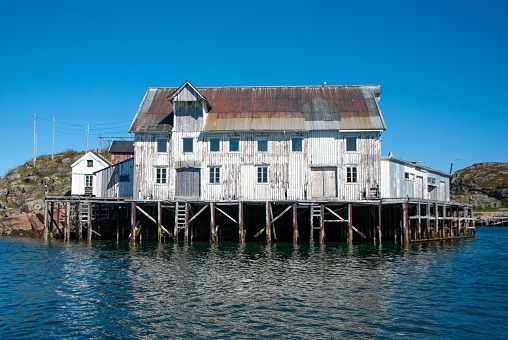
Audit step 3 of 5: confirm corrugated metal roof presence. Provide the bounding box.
[108,141,134,153]
[129,84,386,133]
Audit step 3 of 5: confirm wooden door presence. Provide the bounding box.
[176,168,201,198]
[416,176,423,199]
[311,167,337,198]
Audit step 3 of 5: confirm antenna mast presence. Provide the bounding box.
[52,116,55,160]
[33,112,37,167]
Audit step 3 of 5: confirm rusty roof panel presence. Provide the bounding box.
[130,84,385,133]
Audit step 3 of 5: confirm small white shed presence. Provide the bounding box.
[71,151,111,196]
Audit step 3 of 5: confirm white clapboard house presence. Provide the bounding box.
[71,151,111,196]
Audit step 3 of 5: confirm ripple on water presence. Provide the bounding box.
[0,229,507,339]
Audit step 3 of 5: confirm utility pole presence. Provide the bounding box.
[86,124,89,152]
[33,112,37,167]
[51,116,55,160]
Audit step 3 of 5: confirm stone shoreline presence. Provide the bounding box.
[0,212,45,238]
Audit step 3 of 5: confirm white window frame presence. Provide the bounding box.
[156,167,167,184]
[257,165,268,183]
[405,172,415,181]
[85,175,93,187]
[346,166,358,183]
[209,166,220,184]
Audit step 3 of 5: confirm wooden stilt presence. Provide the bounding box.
[293,203,298,244]
[266,201,272,243]
[50,202,55,236]
[77,204,82,241]
[56,203,61,238]
[319,204,325,244]
[210,202,216,243]
[310,205,314,244]
[184,202,189,244]
[116,209,120,243]
[130,202,136,243]
[87,203,93,242]
[158,201,162,243]
[238,202,245,244]
[43,202,48,241]
[65,202,70,241]
[174,202,179,242]
[378,201,382,245]
[348,203,353,245]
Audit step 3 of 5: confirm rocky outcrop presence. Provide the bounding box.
[0,150,111,236]
[451,162,508,208]
[0,211,44,236]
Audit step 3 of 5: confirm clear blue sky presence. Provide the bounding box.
[1,0,507,176]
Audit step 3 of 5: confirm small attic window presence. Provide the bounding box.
[87,160,93,167]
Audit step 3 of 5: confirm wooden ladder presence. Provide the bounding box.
[175,202,187,229]
[79,203,90,225]
[311,204,322,229]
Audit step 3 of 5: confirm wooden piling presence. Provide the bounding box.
[210,202,216,243]
[293,203,298,244]
[130,202,136,243]
[64,202,70,241]
[319,204,325,244]
[348,203,353,245]
[158,201,162,243]
[87,203,93,242]
[238,202,245,244]
[184,202,189,244]
[43,202,48,241]
[266,201,272,243]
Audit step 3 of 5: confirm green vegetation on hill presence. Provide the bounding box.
[0,150,110,217]
[451,162,508,210]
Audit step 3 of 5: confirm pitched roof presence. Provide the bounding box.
[129,83,386,133]
[71,151,111,168]
[108,141,134,153]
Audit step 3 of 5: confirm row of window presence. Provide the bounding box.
[156,136,358,153]
[404,172,437,185]
[155,166,359,184]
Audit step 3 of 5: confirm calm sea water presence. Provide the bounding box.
[0,227,507,339]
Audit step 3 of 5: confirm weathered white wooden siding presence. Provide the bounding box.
[198,131,381,201]
[95,158,134,198]
[380,157,450,202]
[71,152,110,196]
[134,133,172,200]
[339,132,381,200]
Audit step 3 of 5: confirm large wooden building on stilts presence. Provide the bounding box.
[44,81,475,244]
